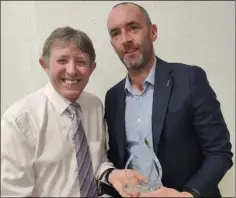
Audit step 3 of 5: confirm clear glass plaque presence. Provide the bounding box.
[124,138,162,194]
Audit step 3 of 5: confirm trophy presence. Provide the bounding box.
[124,138,162,194]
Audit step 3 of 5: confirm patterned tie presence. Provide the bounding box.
[66,103,98,197]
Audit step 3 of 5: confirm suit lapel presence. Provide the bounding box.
[115,80,126,165]
[152,57,173,154]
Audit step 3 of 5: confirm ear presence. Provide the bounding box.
[39,58,49,72]
[90,62,96,74]
[151,24,158,42]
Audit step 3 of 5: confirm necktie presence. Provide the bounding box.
[66,103,98,197]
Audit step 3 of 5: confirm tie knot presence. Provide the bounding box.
[66,102,80,116]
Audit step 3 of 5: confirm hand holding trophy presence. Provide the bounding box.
[124,137,163,195]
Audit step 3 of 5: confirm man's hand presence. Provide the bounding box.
[108,169,147,197]
[139,187,193,197]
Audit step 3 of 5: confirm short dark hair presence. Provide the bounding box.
[113,2,152,25]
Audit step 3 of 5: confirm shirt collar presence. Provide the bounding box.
[45,82,83,115]
[124,57,157,93]
[145,57,156,85]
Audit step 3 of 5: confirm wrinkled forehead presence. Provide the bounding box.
[107,4,145,30]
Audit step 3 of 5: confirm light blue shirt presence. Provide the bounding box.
[124,58,161,187]
[125,58,156,151]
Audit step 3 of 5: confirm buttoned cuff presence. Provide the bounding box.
[97,162,115,186]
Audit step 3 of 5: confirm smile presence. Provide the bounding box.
[125,49,138,55]
[63,79,81,84]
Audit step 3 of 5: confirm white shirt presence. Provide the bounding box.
[1,83,114,197]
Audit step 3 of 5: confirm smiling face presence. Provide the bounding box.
[107,4,157,70]
[40,40,96,102]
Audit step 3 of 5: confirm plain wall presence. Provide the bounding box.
[1,1,235,196]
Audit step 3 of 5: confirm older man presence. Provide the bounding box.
[1,26,143,197]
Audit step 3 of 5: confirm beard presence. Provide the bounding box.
[121,48,152,71]
[123,51,143,69]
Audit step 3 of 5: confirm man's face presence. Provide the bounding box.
[107,4,157,70]
[40,41,95,102]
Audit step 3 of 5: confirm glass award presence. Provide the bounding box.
[124,138,162,194]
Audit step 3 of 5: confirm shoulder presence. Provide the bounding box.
[105,78,126,98]
[160,58,207,80]
[1,86,47,124]
[165,60,206,75]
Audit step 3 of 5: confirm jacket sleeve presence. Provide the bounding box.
[184,66,233,196]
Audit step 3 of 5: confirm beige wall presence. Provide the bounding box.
[1,1,235,196]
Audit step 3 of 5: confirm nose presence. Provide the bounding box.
[121,31,132,45]
[66,61,77,76]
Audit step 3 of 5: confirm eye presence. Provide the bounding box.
[111,31,120,38]
[130,24,138,31]
[76,61,86,65]
[57,59,67,64]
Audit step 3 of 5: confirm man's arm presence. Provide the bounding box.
[96,91,122,197]
[183,66,233,196]
[95,118,115,185]
[95,117,126,197]
[139,66,233,198]
[1,116,35,196]
[94,99,115,184]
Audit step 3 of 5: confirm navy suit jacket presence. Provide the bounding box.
[103,57,233,197]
